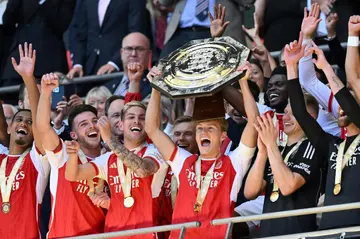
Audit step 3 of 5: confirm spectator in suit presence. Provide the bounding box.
[103,32,152,99]
[67,0,149,79]
[1,0,75,86]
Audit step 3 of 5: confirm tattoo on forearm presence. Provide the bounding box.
[332,75,343,89]
[107,136,158,177]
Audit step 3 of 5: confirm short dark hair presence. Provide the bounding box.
[68,104,98,130]
[12,109,31,123]
[18,84,26,102]
[105,95,125,116]
[304,93,319,115]
[174,116,193,126]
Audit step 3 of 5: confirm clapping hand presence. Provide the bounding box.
[209,4,230,38]
[254,114,278,146]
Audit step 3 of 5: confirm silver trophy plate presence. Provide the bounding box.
[152,36,250,99]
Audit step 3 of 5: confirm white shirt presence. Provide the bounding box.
[98,0,111,27]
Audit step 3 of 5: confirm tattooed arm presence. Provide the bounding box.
[98,116,159,178]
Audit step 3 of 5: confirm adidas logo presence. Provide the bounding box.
[110,162,117,169]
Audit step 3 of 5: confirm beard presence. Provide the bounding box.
[77,136,100,149]
[338,116,351,128]
[15,139,27,146]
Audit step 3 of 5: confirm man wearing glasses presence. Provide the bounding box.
[103,32,152,100]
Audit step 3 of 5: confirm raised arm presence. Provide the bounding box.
[145,67,176,161]
[12,43,44,154]
[238,62,259,148]
[124,62,144,103]
[97,116,159,178]
[345,16,360,100]
[299,3,339,117]
[0,101,9,147]
[285,34,331,155]
[36,73,63,152]
[308,42,360,129]
[209,4,230,38]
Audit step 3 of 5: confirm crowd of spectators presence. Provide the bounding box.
[0,0,360,238]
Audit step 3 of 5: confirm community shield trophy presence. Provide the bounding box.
[151,36,251,99]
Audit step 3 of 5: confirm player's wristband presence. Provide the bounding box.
[347,36,359,47]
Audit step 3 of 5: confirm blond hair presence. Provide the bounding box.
[120,101,147,120]
[85,86,112,104]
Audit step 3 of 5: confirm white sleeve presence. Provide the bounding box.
[44,138,67,169]
[143,144,168,172]
[167,146,192,179]
[299,39,339,118]
[143,144,170,198]
[228,143,256,202]
[317,108,341,137]
[30,143,50,178]
[256,103,272,115]
[229,142,256,177]
[0,144,8,155]
[163,123,174,138]
[91,152,112,181]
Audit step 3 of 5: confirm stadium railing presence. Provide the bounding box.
[67,202,360,239]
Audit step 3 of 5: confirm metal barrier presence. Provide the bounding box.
[64,221,200,239]
[0,72,124,95]
[211,202,360,239]
[66,202,360,239]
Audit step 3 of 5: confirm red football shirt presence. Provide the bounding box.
[45,139,106,238]
[90,143,167,239]
[151,143,255,239]
[0,144,49,239]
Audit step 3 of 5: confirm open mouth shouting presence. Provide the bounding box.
[130,126,142,133]
[268,93,280,103]
[200,137,211,147]
[16,127,28,136]
[86,130,99,139]
[177,142,189,149]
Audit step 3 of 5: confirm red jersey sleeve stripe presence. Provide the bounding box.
[143,156,160,168]
[52,138,63,154]
[328,92,334,113]
[124,92,142,104]
[35,146,42,155]
[169,147,178,162]
[89,162,99,176]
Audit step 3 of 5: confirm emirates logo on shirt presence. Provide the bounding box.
[185,169,224,188]
[10,171,26,191]
[109,172,141,194]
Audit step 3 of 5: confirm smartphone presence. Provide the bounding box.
[51,84,77,110]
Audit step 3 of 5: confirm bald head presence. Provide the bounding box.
[121,32,151,71]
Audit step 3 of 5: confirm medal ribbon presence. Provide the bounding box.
[195,157,217,210]
[116,145,147,201]
[78,150,105,196]
[0,149,30,204]
[334,135,360,187]
[170,174,178,209]
[271,138,306,195]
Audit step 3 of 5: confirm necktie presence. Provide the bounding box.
[196,0,209,21]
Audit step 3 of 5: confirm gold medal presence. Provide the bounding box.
[333,184,341,195]
[2,202,10,214]
[194,202,202,213]
[124,196,135,208]
[270,191,279,202]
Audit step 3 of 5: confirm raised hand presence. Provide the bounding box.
[305,41,329,69]
[326,13,338,38]
[128,62,145,83]
[146,66,162,83]
[301,3,321,39]
[12,42,36,79]
[251,46,269,63]
[65,140,80,157]
[254,114,278,146]
[41,73,59,96]
[348,15,360,36]
[242,12,260,41]
[317,0,334,16]
[209,4,230,38]
[284,32,306,66]
[97,116,112,143]
[68,94,83,109]
[236,61,253,81]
